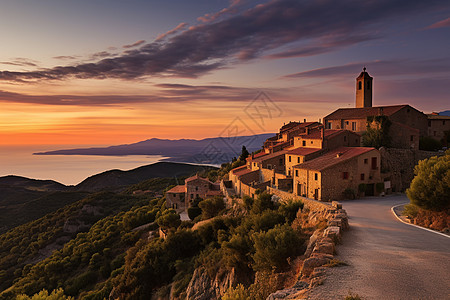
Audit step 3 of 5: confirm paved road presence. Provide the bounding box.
[308,194,450,300]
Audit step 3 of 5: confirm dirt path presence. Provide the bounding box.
[307,194,450,300]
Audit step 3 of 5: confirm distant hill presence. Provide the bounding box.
[439,110,450,116]
[34,134,275,164]
[0,175,67,191]
[74,161,217,192]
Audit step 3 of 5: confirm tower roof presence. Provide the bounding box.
[356,67,372,80]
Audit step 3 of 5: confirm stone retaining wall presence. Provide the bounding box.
[267,186,333,211]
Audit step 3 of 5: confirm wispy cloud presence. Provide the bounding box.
[0,58,39,67]
[283,58,450,79]
[197,0,246,23]
[0,0,447,82]
[123,40,146,49]
[427,17,450,29]
[53,55,81,61]
[155,23,188,41]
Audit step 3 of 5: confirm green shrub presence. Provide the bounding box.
[187,207,202,221]
[198,196,225,220]
[406,151,450,211]
[251,224,304,272]
[358,183,367,193]
[278,199,303,223]
[342,188,355,200]
[222,284,249,300]
[403,204,419,219]
[375,182,384,193]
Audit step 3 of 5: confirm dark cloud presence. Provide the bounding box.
[0,0,448,82]
[123,40,146,48]
[283,58,450,79]
[155,23,188,41]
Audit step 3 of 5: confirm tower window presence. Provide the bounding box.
[358,81,362,90]
[302,141,306,146]
[367,81,371,89]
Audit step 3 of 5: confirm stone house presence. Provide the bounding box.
[165,174,222,211]
[285,147,323,177]
[293,128,361,150]
[427,113,450,144]
[292,147,381,201]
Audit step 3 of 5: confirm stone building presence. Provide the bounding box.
[292,128,361,149]
[165,174,222,211]
[292,147,381,201]
[427,113,450,144]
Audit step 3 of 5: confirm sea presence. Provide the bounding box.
[0,145,166,186]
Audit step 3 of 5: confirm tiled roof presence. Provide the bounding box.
[280,121,318,132]
[301,129,350,140]
[247,151,268,161]
[294,147,376,171]
[286,147,322,156]
[231,165,247,174]
[166,185,186,193]
[252,150,287,162]
[233,168,255,177]
[324,105,409,120]
[185,174,210,183]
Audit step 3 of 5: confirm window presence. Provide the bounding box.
[343,172,349,179]
[360,173,365,180]
[288,170,291,176]
[315,173,318,180]
[344,136,347,142]
[297,157,300,163]
[364,158,368,164]
[302,141,306,146]
[352,122,357,131]
[358,81,362,90]
[295,170,298,177]
[190,194,193,199]
[410,135,414,142]
[345,121,349,125]
[195,186,198,191]
[311,141,313,144]
[289,156,291,162]
[371,157,377,170]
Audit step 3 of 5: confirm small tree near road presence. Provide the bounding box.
[406,150,450,211]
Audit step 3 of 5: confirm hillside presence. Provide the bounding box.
[0,175,67,191]
[74,162,217,192]
[34,134,274,164]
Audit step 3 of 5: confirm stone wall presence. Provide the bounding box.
[379,147,442,192]
[267,186,332,212]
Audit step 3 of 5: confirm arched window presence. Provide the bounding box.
[358,81,362,90]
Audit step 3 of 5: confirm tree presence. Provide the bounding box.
[362,116,391,148]
[156,209,181,230]
[406,151,450,211]
[198,196,225,219]
[17,288,74,300]
[419,136,442,151]
[239,146,249,161]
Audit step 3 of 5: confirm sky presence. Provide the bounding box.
[0,0,449,146]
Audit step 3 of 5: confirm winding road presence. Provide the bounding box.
[308,194,450,300]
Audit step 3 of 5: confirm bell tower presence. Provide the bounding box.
[356,67,373,108]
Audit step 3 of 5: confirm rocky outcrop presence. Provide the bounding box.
[267,201,349,299]
[185,267,238,300]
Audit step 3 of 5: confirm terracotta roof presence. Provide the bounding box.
[280,121,318,132]
[231,165,247,174]
[166,185,186,194]
[293,147,376,171]
[206,190,223,196]
[247,151,268,161]
[300,129,352,140]
[324,105,410,120]
[185,174,210,183]
[286,147,322,156]
[233,168,255,177]
[252,150,287,163]
[427,114,450,120]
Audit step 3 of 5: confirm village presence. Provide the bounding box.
[166,68,450,210]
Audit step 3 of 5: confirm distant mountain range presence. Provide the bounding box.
[438,110,450,116]
[34,134,275,164]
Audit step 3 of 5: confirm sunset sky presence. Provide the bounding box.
[1,0,449,146]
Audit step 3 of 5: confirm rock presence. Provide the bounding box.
[301,257,330,277]
[323,226,341,242]
[312,241,335,255]
[332,201,342,209]
[304,230,321,257]
[266,281,309,300]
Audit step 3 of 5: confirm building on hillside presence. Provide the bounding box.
[292,128,361,149]
[285,147,323,177]
[166,174,222,211]
[324,68,428,149]
[427,113,450,144]
[292,147,381,201]
[264,121,320,149]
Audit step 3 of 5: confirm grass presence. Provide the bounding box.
[344,291,362,300]
[324,259,348,268]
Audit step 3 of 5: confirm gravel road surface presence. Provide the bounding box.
[307,194,450,300]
